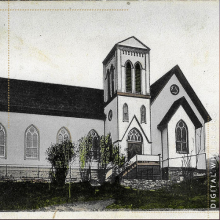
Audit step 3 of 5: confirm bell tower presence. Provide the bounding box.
[103,36,152,158]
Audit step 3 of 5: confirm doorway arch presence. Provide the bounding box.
[127,128,142,160]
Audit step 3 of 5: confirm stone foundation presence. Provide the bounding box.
[121,179,173,190]
[0,165,105,183]
[162,167,206,181]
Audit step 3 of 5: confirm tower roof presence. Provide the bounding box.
[103,36,150,65]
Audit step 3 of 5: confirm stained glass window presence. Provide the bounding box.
[111,66,115,97]
[88,129,100,160]
[0,124,6,157]
[57,127,70,144]
[176,120,188,154]
[127,128,142,142]
[135,63,141,93]
[140,105,146,123]
[123,103,129,122]
[25,125,39,159]
[126,62,132,93]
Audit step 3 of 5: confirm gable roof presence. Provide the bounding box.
[150,65,211,123]
[117,36,150,50]
[103,36,150,65]
[157,96,203,130]
[120,115,151,143]
[0,78,105,120]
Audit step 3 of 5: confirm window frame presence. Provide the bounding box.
[127,128,142,142]
[125,62,132,93]
[0,123,6,159]
[24,124,40,160]
[57,127,71,145]
[123,103,129,122]
[140,105,146,124]
[175,120,189,154]
[88,129,100,161]
[135,63,142,94]
[110,65,115,97]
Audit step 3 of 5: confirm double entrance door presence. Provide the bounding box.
[128,142,142,161]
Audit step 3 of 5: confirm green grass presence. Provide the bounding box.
[0,177,218,210]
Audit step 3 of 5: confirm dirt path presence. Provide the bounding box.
[30,199,115,212]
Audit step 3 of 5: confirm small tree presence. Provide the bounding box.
[100,133,125,182]
[78,134,96,181]
[46,140,75,187]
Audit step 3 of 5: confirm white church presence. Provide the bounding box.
[0,37,211,181]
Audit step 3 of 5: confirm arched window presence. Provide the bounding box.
[107,70,111,99]
[123,103,129,122]
[111,66,114,97]
[126,62,132,93]
[140,105,146,123]
[88,129,100,160]
[57,127,71,144]
[176,120,188,154]
[135,63,141,93]
[25,125,39,159]
[127,128,142,160]
[127,128,142,142]
[0,124,6,158]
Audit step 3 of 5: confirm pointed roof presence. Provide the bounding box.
[157,96,203,130]
[103,36,150,65]
[117,36,150,50]
[120,115,151,143]
[150,65,211,123]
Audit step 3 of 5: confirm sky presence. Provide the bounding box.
[0,1,219,154]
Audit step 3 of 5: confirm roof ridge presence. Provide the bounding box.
[150,65,211,123]
[0,77,103,91]
[158,96,202,130]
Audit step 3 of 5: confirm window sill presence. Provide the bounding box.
[0,156,6,159]
[25,157,39,160]
[176,151,189,154]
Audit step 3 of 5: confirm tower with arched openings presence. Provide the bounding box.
[103,36,152,161]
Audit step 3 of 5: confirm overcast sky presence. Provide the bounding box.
[0,1,219,152]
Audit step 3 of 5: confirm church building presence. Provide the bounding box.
[0,37,211,181]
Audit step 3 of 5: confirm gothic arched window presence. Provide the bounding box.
[57,127,70,144]
[135,63,141,93]
[127,128,142,142]
[107,70,111,99]
[0,124,6,158]
[123,103,129,122]
[176,120,188,154]
[126,62,132,93]
[88,129,100,160]
[111,66,114,97]
[25,125,39,159]
[127,128,142,160]
[140,105,146,123]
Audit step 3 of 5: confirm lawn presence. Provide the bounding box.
[0,177,218,210]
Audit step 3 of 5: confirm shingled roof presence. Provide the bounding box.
[0,78,105,120]
[157,96,203,130]
[150,65,211,123]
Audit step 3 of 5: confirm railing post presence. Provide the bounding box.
[136,155,138,179]
[158,154,162,180]
[6,165,7,177]
[70,165,71,181]
[38,166,39,178]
